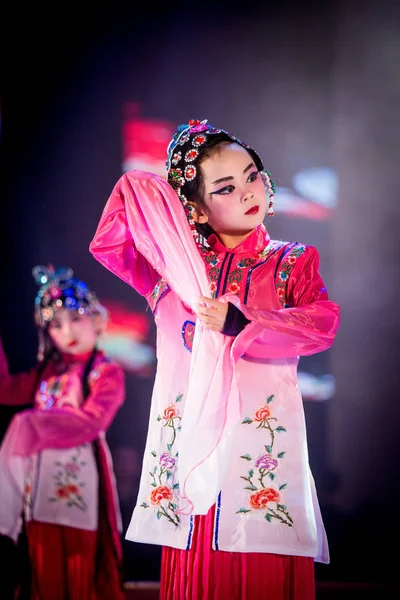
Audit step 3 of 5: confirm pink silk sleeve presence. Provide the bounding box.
[89,178,160,296]
[7,362,125,456]
[230,246,340,360]
[0,339,37,406]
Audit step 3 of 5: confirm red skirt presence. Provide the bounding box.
[160,505,315,600]
[26,521,126,600]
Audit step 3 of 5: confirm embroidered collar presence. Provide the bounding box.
[207,225,270,256]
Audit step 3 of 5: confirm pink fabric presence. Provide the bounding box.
[0,349,125,552]
[160,504,315,600]
[90,171,241,515]
[89,170,340,518]
[1,360,125,456]
[0,339,37,406]
[207,232,340,361]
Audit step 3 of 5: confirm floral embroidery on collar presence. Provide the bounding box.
[276,244,306,308]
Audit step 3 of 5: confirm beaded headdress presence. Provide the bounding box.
[32,265,107,329]
[166,119,275,242]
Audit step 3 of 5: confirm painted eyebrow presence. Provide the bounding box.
[211,161,255,185]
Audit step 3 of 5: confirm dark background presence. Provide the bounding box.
[1,0,399,591]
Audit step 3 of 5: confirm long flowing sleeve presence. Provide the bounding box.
[89,178,160,296]
[0,339,36,406]
[3,361,125,456]
[89,170,242,514]
[230,246,340,360]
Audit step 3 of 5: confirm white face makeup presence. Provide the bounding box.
[196,143,267,248]
[48,309,98,355]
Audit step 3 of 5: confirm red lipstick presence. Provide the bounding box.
[245,206,259,215]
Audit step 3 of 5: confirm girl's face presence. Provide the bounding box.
[195,143,267,248]
[47,309,98,355]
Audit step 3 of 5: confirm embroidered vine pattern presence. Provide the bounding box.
[205,241,280,298]
[140,393,183,527]
[48,446,88,510]
[276,245,306,308]
[236,395,296,532]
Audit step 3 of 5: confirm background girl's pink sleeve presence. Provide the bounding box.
[230,246,340,360]
[7,362,126,456]
[89,177,159,296]
[0,339,37,406]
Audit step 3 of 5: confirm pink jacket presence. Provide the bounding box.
[89,170,340,562]
[0,346,124,555]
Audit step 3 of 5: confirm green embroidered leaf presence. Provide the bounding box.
[266,395,274,403]
[265,513,273,522]
[140,502,149,508]
[170,503,177,510]
[151,482,157,487]
[166,470,172,479]
[153,466,158,473]
[276,426,287,432]
[277,452,286,458]
[265,445,273,453]
[248,469,254,478]
[167,444,173,452]
[157,415,162,421]
[151,450,157,457]
[279,483,287,490]
[236,508,252,514]
[156,511,161,520]
[173,483,180,490]
[177,426,182,431]
[240,454,252,461]
[268,472,276,480]
[277,504,287,511]
[241,417,253,424]
[176,394,183,402]
[244,485,258,491]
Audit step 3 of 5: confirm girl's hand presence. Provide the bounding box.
[197,296,229,332]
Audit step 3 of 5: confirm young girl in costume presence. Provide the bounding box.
[0,265,126,600]
[90,119,340,600]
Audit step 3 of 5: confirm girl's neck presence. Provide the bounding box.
[60,349,96,363]
[216,228,256,249]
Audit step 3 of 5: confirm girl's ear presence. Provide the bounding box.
[94,313,106,336]
[186,201,209,224]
